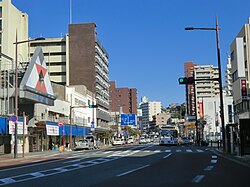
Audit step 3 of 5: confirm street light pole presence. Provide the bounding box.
[14,31,18,158]
[185,16,226,151]
[13,34,45,158]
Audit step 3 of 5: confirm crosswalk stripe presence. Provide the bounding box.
[165,150,171,152]
[186,149,193,152]
[197,149,204,152]
[176,150,182,152]
[154,150,161,153]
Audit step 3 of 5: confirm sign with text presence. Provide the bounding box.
[46,125,59,136]
[9,121,28,135]
[121,114,137,126]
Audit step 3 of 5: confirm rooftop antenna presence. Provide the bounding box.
[70,0,72,24]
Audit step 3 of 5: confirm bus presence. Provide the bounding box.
[159,125,179,146]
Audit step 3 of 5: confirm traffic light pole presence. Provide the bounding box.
[179,77,220,146]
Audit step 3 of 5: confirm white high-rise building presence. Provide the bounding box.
[194,65,220,117]
[140,100,161,129]
[0,0,29,69]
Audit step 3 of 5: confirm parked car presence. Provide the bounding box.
[139,137,147,144]
[127,137,134,144]
[75,139,93,150]
[112,138,125,146]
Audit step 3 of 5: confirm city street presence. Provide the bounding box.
[0,143,249,187]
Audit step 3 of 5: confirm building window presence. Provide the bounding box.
[0,20,2,31]
[232,71,238,82]
[228,105,233,123]
[230,51,234,61]
[0,7,2,18]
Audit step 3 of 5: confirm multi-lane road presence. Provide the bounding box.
[0,143,249,187]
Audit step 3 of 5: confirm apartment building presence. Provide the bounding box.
[194,65,220,100]
[109,81,137,114]
[29,23,110,127]
[230,18,250,155]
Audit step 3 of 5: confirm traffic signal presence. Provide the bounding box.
[89,105,98,108]
[178,77,195,84]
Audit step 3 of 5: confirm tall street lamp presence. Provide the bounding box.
[185,16,226,151]
[13,32,45,158]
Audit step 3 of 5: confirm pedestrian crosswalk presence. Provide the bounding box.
[42,147,206,160]
[98,148,205,155]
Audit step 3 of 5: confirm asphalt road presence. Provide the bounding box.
[0,144,249,187]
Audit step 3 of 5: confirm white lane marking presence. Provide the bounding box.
[211,159,217,164]
[0,146,152,185]
[197,149,204,152]
[104,151,113,154]
[0,157,68,172]
[186,149,193,152]
[176,149,182,152]
[117,165,150,177]
[212,155,217,159]
[0,178,16,184]
[192,175,205,183]
[144,150,150,153]
[165,150,171,153]
[154,150,161,153]
[204,166,214,171]
[163,153,172,159]
[30,172,45,177]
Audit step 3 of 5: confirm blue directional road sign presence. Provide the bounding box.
[121,114,137,126]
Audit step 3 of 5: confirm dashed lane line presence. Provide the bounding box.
[116,165,150,177]
[163,153,172,159]
[192,175,205,183]
[204,166,214,171]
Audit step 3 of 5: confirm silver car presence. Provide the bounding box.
[75,139,91,150]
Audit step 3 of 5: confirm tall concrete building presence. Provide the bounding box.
[0,0,28,69]
[139,99,161,130]
[29,23,110,127]
[109,81,137,114]
[184,62,197,116]
[230,18,250,155]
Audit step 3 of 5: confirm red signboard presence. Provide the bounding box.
[198,101,204,118]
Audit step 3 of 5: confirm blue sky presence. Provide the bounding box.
[12,0,250,107]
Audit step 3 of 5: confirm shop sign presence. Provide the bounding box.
[9,121,28,135]
[46,125,59,136]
